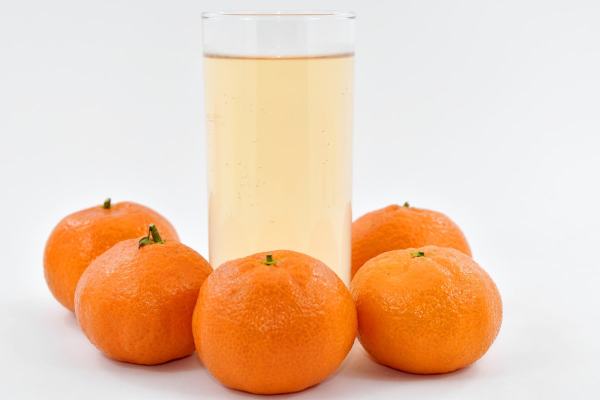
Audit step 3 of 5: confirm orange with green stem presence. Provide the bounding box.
[193,250,357,394]
[44,198,179,311]
[351,246,502,374]
[75,224,212,365]
[352,203,471,277]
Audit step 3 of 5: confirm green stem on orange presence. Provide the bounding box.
[138,224,165,248]
[264,254,277,266]
[103,198,112,209]
[149,224,163,244]
[411,251,425,258]
[403,201,410,208]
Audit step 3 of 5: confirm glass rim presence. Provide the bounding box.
[202,11,356,20]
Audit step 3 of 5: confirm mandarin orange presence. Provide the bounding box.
[352,203,471,277]
[351,246,502,374]
[192,250,356,394]
[75,225,211,365]
[44,199,178,311]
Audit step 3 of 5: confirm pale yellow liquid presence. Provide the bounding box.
[204,54,353,283]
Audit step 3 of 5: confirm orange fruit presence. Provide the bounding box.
[44,198,178,311]
[75,225,212,365]
[351,246,502,374]
[192,250,357,394]
[352,203,471,277]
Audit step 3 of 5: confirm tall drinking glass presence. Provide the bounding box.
[202,11,355,283]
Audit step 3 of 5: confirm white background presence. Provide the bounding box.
[1,0,599,399]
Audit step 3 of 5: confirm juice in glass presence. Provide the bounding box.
[203,12,355,283]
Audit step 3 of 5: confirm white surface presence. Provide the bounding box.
[1,0,600,399]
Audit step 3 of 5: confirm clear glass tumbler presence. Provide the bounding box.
[202,11,355,283]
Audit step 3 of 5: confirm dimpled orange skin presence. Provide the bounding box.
[352,204,471,277]
[192,250,357,395]
[75,238,212,365]
[351,246,502,374]
[44,201,179,311]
